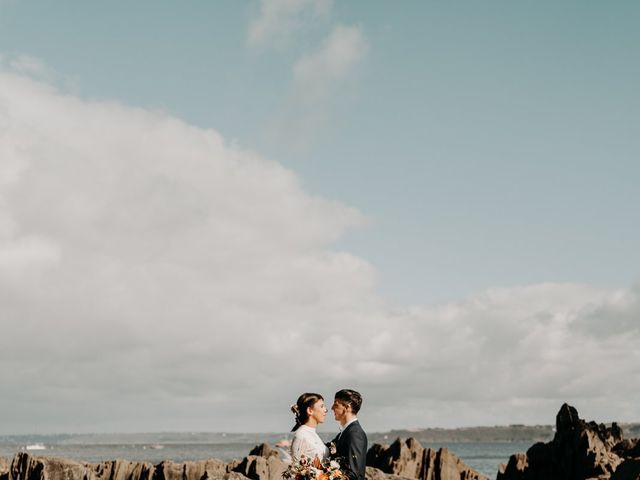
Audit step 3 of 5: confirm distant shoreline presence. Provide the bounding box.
[2,423,639,443]
[371,422,640,443]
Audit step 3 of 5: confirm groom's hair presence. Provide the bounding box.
[334,389,362,414]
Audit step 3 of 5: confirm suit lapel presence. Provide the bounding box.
[337,420,358,452]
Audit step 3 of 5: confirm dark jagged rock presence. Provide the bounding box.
[496,453,527,479]
[610,458,640,480]
[366,445,386,470]
[613,438,640,460]
[366,437,488,480]
[247,445,278,459]
[497,403,639,480]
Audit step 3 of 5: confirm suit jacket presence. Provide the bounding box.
[330,421,367,480]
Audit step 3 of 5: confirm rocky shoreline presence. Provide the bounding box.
[1,404,638,480]
[0,439,485,480]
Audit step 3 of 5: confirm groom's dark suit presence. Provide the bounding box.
[330,420,367,480]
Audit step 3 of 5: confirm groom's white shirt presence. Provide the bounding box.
[339,417,358,435]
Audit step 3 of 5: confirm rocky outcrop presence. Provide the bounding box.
[92,460,155,480]
[366,437,488,480]
[5,452,247,480]
[610,458,640,480]
[9,452,90,480]
[613,438,640,460]
[154,459,230,480]
[230,455,285,480]
[497,403,640,480]
[247,445,278,459]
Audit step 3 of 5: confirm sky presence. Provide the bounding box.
[0,0,639,434]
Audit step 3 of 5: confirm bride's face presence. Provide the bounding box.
[307,399,328,425]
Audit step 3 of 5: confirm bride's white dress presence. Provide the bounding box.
[291,425,329,461]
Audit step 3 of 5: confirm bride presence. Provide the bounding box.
[290,392,330,461]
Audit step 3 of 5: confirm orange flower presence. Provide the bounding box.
[318,473,330,480]
[312,457,323,469]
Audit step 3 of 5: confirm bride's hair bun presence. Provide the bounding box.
[290,404,300,416]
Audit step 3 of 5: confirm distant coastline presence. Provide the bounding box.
[2,423,639,446]
[370,423,640,444]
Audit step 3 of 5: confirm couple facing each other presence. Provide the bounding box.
[290,389,367,480]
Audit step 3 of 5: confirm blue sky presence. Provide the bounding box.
[5,1,640,303]
[2,1,638,304]
[0,1,639,433]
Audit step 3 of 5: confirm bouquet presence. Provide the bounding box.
[283,455,346,480]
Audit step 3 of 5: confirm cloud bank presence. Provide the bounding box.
[0,68,639,433]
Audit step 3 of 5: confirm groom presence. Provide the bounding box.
[329,389,367,480]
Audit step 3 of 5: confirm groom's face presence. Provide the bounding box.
[331,399,350,424]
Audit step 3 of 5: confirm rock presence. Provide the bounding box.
[365,466,415,480]
[231,455,285,480]
[366,445,386,469]
[367,438,423,477]
[611,458,640,480]
[366,437,488,480]
[9,452,91,480]
[91,460,154,480]
[1,457,10,480]
[221,474,251,480]
[497,453,527,479]
[434,448,484,480]
[497,403,639,480]
[613,438,640,460]
[5,453,248,480]
[226,460,242,473]
[153,460,227,480]
[247,445,278,459]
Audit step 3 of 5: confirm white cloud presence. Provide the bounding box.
[292,24,368,105]
[265,25,368,150]
[363,283,640,429]
[246,1,368,150]
[0,69,639,434]
[247,0,333,47]
[0,54,51,79]
[0,53,79,92]
[0,69,372,431]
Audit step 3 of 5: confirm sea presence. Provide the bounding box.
[0,433,534,479]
